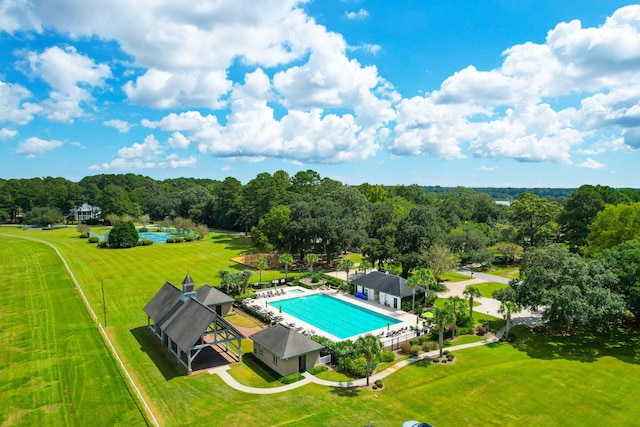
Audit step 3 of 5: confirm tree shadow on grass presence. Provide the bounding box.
[210,233,252,251]
[130,327,180,381]
[329,386,362,397]
[509,325,640,364]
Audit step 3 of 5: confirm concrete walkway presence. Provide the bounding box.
[208,331,503,394]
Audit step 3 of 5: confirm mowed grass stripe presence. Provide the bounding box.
[0,236,147,426]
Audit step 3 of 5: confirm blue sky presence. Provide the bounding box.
[1,1,639,187]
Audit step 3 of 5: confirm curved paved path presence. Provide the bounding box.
[208,332,503,394]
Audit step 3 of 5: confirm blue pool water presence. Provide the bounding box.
[275,294,401,339]
[138,232,175,243]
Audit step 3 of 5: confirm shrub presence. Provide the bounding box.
[97,241,108,248]
[139,227,148,232]
[374,379,383,388]
[409,338,420,346]
[280,373,304,384]
[410,345,421,357]
[372,384,378,389]
[457,326,475,336]
[398,342,412,355]
[379,350,395,363]
[340,356,368,378]
[446,353,454,361]
[88,236,99,243]
[137,239,153,246]
[183,235,194,242]
[421,341,438,352]
[307,365,328,375]
[311,273,322,283]
[443,350,450,355]
[108,220,139,248]
[79,232,90,238]
[166,237,184,243]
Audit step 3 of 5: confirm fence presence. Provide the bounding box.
[0,233,159,427]
[381,330,423,351]
[319,354,332,365]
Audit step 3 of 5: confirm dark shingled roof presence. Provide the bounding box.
[250,324,324,360]
[162,298,217,351]
[196,285,235,307]
[352,271,424,298]
[143,282,182,326]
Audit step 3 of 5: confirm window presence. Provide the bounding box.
[393,298,398,309]
[259,346,263,355]
[272,355,278,365]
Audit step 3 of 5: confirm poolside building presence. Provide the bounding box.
[143,273,244,374]
[250,324,324,376]
[351,270,426,309]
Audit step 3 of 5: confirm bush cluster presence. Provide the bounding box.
[183,235,195,242]
[166,237,184,243]
[137,239,154,246]
[378,350,395,363]
[88,236,99,243]
[280,373,304,384]
[307,365,328,375]
[338,356,368,377]
[79,232,90,238]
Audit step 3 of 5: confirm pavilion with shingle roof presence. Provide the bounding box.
[143,273,244,373]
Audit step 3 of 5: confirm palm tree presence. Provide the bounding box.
[433,307,455,357]
[338,258,355,281]
[217,269,230,293]
[405,275,420,313]
[241,269,253,294]
[354,334,383,386]
[412,268,437,308]
[463,286,482,321]
[444,296,465,339]
[279,253,294,279]
[256,257,268,284]
[498,301,521,339]
[228,272,242,294]
[359,259,373,274]
[304,253,319,273]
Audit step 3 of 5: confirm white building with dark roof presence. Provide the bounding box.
[351,271,426,310]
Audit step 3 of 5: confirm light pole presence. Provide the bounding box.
[101,279,107,327]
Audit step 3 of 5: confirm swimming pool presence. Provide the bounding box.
[274,294,401,339]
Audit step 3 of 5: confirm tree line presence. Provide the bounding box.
[3,172,640,330]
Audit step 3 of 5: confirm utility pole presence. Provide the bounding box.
[101,279,107,327]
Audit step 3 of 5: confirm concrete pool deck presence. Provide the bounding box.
[252,285,420,342]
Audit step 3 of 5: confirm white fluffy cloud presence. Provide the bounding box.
[0,81,41,125]
[345,9,369,20]
[116,134,164,159]
[0,128,18,139]
[15,136,63,156]
[27,46,111,122]
[104,119,131,133]
[577,158,606,169]
[391,5,640,163]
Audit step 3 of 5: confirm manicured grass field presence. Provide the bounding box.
[0,235,146,426]
[440,271,470,282]
[2,227,640,426]
[484,264,520,279]
[471,281,509,297]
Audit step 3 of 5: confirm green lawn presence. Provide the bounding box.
[2,227,640,426]
[440,271,470,282]
[471,281,509,297]
[0,234,146,426]
[484,264,520,279]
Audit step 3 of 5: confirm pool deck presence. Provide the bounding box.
[251,285,420,342]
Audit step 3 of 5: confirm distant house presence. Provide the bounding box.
[250,324,324,377]
[351,271,426,309]
[73,203,101,222]
[143,273,244,374]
